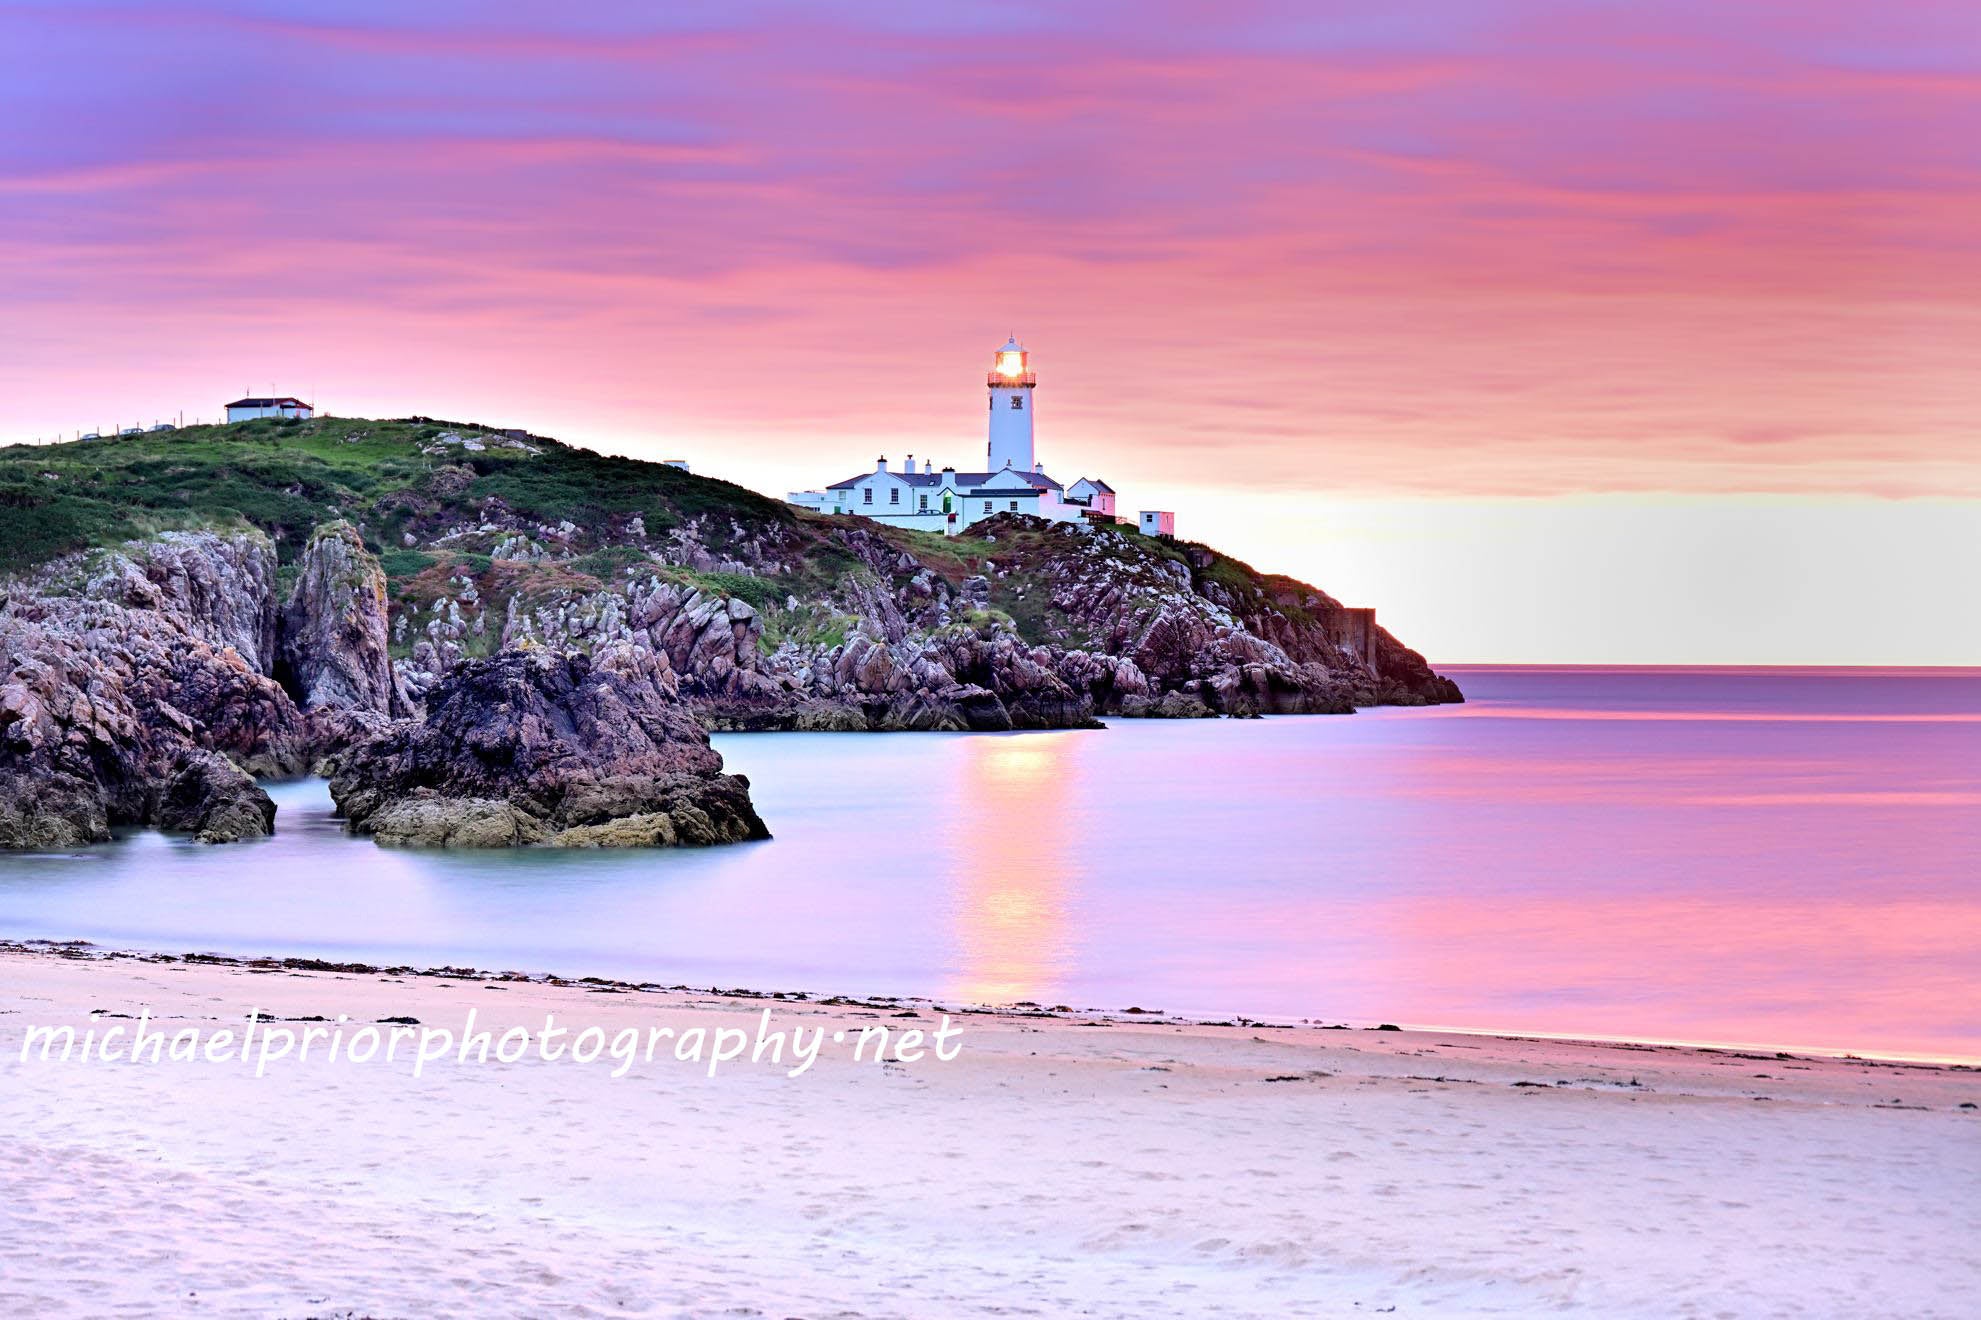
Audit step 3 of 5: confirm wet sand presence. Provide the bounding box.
[3,943,1977,1317]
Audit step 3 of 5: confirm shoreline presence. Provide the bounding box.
[8,937,1977,1072]
[5,939,1977,1315]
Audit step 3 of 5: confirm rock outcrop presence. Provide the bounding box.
[329,645,767,849]
[280,520,414,719]
[0,526,767,852]
[415,513,1455,730]
[72,529,282,673]
[0,532,303,848]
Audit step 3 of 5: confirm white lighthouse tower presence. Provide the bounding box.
[986,335,1036,472]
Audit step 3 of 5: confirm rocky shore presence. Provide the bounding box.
[396,511,1458,733]
[0,533,301,848]
[1,418,1463,848]
[0,527,764,850]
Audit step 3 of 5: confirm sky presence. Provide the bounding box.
[2,1,1976,663]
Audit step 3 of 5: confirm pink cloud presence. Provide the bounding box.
[1,1,1977,504]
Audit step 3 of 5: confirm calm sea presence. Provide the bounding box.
[3,668,1977,1061]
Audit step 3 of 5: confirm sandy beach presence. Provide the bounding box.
[2,943,1976,1318]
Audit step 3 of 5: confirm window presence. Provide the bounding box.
[918,494,928,511]
[1009,396,1024,410]
[983,501,992,512]
[889,488,900,505]
[862,488,872,504]
[1009,500,1019,512]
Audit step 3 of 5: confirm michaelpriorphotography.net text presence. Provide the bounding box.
[18,1005,964,1079]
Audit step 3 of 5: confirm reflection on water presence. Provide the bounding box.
[2,668,1978,1061]
[946,734,1083,1004]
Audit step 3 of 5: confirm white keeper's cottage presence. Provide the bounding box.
[787,337,1126,535]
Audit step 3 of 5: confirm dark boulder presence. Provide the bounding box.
[330,644,767,848]
[158,749,277,844]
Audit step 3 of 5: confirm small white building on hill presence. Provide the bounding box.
[226,396,313,422]
[787,337,1127,536]
[1068,477,1115,518]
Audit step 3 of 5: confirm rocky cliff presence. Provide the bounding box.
[0,527,763,851]
[0,416,1461,847]
[0,533,300,847]
[386,504,1459,732]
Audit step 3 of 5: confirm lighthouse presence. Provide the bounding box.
[986,335,1036,472]
[788,333,1121,535]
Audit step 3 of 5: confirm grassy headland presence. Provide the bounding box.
[0,415,1368,668]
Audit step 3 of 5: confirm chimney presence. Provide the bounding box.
[876,455,888,473]
[905,453,914,473]
[1033,460,1043,474]
[923,458,932,474]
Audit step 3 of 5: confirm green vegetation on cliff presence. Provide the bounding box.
[0,415,1102,624]
[0,416,788,572]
